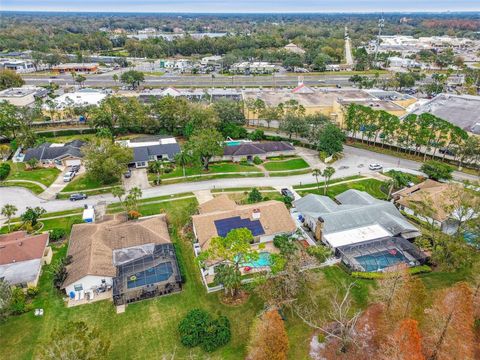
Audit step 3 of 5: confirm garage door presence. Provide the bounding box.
[65,159,81,166]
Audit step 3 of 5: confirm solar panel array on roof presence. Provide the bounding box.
[214,216,265,238]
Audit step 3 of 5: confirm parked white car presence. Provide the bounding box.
[368,164,383,171]
[63,171,75,182]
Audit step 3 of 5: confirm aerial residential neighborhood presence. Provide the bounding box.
[0,3,479,360]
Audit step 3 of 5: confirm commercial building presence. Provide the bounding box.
[294,190,424,272]
[0,231,52,288]
[63,214,182,305]
[139,87,241,102]
[52,63,99,74]
[408,93,480,135]
[0,86,48,107]
[388,56,422,69]
[231,62,276,75]
[46,89,107,110]
[242,86,416,128]
[0,59,35,73]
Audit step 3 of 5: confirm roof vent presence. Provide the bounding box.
[18,242,22,246]
[252,209,261,220]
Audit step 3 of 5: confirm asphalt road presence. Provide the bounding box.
[23,72,385,88]
[0,145,477,218]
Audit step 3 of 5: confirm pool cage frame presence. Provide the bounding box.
[337,236,427,272]
[112,243,182,306]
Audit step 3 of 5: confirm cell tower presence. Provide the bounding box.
[374,14,385,63]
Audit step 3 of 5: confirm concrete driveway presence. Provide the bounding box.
[39,166,86,200]
[123,168,151,190]
[295,146,324,170]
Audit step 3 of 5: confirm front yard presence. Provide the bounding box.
[61,175,119,193]
[263,157,310,172]
[5,162,60,187]
[296,178,388,200]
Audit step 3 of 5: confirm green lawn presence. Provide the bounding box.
[297,178,388,200]
[6,162,60,187]
[155,162,261,181]
[293,175,364,189]
[263,158,310,171]
[61,175,119,193]
[0,181,45,194]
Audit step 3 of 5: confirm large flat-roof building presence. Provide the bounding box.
[408,93,480,135]
[0,86,48,107]
[52,63,99,74]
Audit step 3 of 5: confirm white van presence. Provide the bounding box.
[63,171,75,182]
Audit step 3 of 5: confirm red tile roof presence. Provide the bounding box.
[0,231,49,265]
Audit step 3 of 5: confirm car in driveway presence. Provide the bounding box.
[368,164,383,171]
[281,188,295,199]
[69,193,88,201]
[69,165,81,173]
[63,171,75,182]
[124,169,132,178]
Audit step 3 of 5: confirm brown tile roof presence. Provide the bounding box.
[192,198,296,250]
[63,215,171,288]
[0,231,49,265]
[395,180,453,222]
[198,195,237,214]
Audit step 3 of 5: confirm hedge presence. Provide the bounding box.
[0,162,11,180]
[351,265,432,279]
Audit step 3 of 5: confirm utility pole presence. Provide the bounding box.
[374,14,385,64]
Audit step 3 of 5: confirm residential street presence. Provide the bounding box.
[0,144,477,218]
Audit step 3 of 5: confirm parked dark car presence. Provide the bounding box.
[69,165,81,173]
[281,188,295,199]
[439,148,455,156]
[124,169,132,178]
[70,193,88,201]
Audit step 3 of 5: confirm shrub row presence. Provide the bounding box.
[0,162,11,180]
[351,265,432,279]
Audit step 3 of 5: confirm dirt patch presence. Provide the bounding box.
[219,290,250,306]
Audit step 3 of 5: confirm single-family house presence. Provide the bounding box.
[0,231,52,288]
[192,195,297,282]
[118,136,181,168]
[394,179,476,234]
[221,141,296,162]
[62,214,182,305]
[23,140,85,167]
[294,190,425,272]
[52,63,99,74]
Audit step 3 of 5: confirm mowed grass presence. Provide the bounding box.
[6,162,60,187]
[61,175,119,192]
[297,178,388,200]
[263,158,310,171]
[0,198,266,360]
[0,181,45,194]
[158,162,261,180]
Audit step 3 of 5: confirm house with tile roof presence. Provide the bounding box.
[192,195,298,283]
[23,140,85,167]
[63,214,182,305]
[220,141,296,162]
[0,231,51,287]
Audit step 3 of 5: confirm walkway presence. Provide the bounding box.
[194,190,213,204]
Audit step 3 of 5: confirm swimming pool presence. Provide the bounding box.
[225,141,242,146]
[354,249,410,272]
[126,262,174,289]
[242,252,271,268]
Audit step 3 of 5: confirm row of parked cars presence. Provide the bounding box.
[63,164,81,182]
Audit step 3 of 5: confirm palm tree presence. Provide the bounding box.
[312,168,322,191]
[149,160,164,185]
[111,186,126,210]
[322,166,336,196]
[1,204,18,232]
[175,152,192,178]
[112,73,118,85]
[386,171,409,200]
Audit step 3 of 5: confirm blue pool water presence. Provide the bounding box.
[126,262,173,289]
[354,249,409,272]
[225,141,242,146]
[242,252,271,268]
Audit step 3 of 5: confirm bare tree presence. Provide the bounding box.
[294,282,362,353]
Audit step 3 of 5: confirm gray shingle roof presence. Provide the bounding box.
[294,190,419,238]
[132,143,181,163]
[223,141,295,156]
[24,140,85,162]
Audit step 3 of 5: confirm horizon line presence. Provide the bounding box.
[2,10,480,14]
